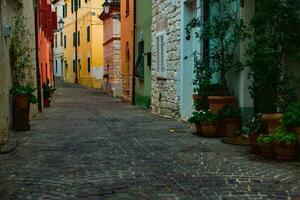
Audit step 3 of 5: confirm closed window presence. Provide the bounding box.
[60,32,63,46]
[87,26,90,42]
[55,60,58,73]
[64,35,66,48]
[73,59,76,72]
[156,32,167,77]
[55,34,57,48]
[78,31,80,46]
[126,0,129,16]
[87,57,91,73]
[73,32,76,47]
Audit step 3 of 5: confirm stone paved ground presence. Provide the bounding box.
[1,84,300,200]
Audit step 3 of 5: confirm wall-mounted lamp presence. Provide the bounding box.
[58,18,65,31]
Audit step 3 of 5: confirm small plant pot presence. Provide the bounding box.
[43,98,51,107]
[224,118,241,137]
[273,142,296,161]
[262,113,283,134]
[208,96,237,113]
[13,94,30,131]
[195,123,202,136]
[200,121,219,138]
[249,132,261,153]
[260,144,274,158]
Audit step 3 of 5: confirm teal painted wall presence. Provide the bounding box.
[134,0,152,108]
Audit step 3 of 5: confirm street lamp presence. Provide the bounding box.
[103,0,110,14]
[58,18,64,31]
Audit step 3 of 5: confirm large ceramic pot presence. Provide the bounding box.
[249,132,261,153]
[260,144,274,158]
[200,121,219,138]
[195,123,202,136]
[208,96,237,113]
[13,94,30,131]
[224,118,241,137]
[262,113,283,134]
[273,142,296,161]
[43,98,51,108]
[292,126,300,143]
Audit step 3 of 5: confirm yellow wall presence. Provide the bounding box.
[63,0,104,89]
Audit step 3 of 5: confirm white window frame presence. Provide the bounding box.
[155,31,167,78]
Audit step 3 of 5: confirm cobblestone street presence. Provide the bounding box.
[0,84,300,199]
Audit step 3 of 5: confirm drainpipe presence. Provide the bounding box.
[74,4,79,84]
[132,0,136,105]
[34,1,42,112]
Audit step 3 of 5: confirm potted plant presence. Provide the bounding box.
[272,126,297,161]
[10,86,37,131]
[189,110,220,137]
[188,111,203,135]
[42,83,56,107]
[9,8,37,131]
[257,134,274,158]
[219,105,241,137]
[247,0,300,134]
[248,113,268,153]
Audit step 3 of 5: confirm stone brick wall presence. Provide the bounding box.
[151,0,182,118]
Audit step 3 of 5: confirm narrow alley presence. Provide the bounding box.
[0,84,300,199]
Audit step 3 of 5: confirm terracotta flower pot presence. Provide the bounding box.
[260,144,274,158]
[249,132,261,153]
[13,94,30,131]
[43,98,51,107]
[208,96,237,113]
[262,113,283,134]
[200,121,219,138]
[218,120,226,137]
[273,142,296,161]
[292,126,300,143]
[224,118,241,137]
[195,123,202,136]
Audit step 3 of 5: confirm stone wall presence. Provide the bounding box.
[151,0,182,118]
[0,0,37,146]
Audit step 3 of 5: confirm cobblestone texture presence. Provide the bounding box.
[1,84,300,199]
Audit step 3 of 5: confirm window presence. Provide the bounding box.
[78,31,80,46]
[60,32,63,46]
[85,0,87,3]
[55,34,57,48]
[73,32,76,47]
[156,32,167,77]
[87,26,90,42]
[73,59,76,72]
[64,35,66,48]
[55,60,58,73]
[63,4,67,18]
[87,57,91,73]
[126,0,129,16]
[71,0,74,13]
[79,0,81,8]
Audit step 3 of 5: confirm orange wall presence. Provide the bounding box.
[120,0,134,102]
[38,31,53,86]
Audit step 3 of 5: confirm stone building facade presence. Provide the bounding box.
[0,0,38,145]
[151,0,182,118]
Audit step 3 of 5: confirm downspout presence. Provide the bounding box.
[132,0,136,105]
[34,0,42,112]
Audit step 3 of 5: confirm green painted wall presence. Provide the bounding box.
[134,0,152,108]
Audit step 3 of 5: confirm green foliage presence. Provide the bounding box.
[282,101,300,126]
[186,0,247,96]
[10,86,38,104]
[248,113,267,134]
[218,105,241,119]
[194,98,209,111]
[272,126,297,144]
[257,134,274,145]
[247,0,300,113]
[188,110,220,124]
[43,83,56,100]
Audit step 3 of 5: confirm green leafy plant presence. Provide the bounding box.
[282,101,300,127]
[248,113,267,134]
[186,0,247,96]
[218,105,241,119]
[43,83,56,100]
[10,86,38,104]
[188,110,220,124]
[257,134,274,145]
[247,0,300,113]
[272,126,297,144]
